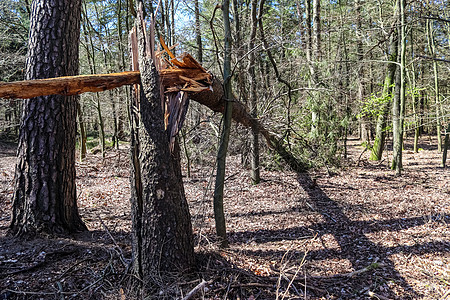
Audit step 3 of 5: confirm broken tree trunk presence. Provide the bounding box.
[0,55,307,173]
[189,76,307,172]
[128,5,195,284]
[0,71,140,99]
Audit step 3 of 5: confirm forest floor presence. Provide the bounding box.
[0,137,448,300]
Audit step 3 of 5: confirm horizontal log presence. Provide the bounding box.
[0,71,141,99]
[0,67,307,171]
[0,67,212,99]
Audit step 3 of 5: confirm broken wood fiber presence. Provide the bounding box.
[0,45,306,172]
[0,71,141,99]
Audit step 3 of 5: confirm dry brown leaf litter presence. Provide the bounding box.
[0,137,448,299]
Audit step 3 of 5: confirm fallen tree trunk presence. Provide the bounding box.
[0,64,307,172]
[190,75,307,172]
[0,71,140,99]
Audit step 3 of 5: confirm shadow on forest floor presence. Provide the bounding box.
[0,139,448,299]
[207,172,449,299]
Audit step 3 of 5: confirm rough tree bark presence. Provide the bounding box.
[128,6,194,284]
[10,0,86,235]
[0,72,140,99]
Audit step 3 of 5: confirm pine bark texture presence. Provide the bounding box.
[129,11,194,281]
[10,0,86,235]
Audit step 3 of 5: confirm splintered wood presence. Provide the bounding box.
[154,36,213,151]
[0,72,141,99]
[157,36,212,94]
[0,40,211,100]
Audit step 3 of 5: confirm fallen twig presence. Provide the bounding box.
[56,258,90,280]
[308,259,384,280]
[269,276,326,294]
[181,279,208,300]
[57,281,65,300]
[97,214,129,268]
[357,147,368,166]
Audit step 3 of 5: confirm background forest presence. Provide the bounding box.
[0,0,449,299]
[1,0,449,170]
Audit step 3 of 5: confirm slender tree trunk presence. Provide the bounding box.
[426,19,442,152]
[356,0,370,143]
[194,0,203,64]
[308,0,321,136]
[233,0,250,167]
[443,124,450,168]
[312,0,321,61]
[247,0,262,184]
[96,94,106,156]
[409,28,420,153]
[370,30,398,161]
[170,0,175,47]
[110,91,120,149]
[232,0,245,101]
[81,7,105,156]
[77,100,87,161]
[391,71,401,171]
[10,0,86,235]
[96,2,119,152]
[213,0,233,248]
[336,2,351,158]
[392,0,406,175]
[117,0,129,144]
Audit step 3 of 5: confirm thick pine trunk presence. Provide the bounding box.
[10,0,86,235]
